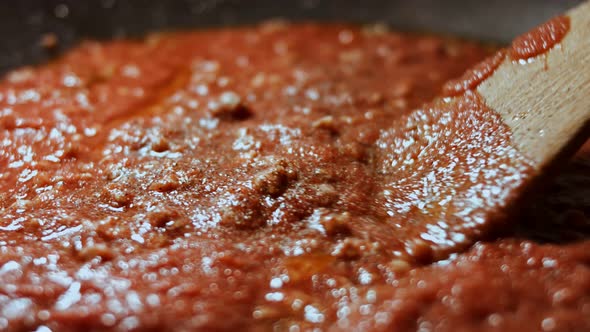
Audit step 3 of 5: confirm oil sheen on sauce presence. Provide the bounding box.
[0,23,588,332]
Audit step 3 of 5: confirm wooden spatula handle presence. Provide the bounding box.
[477,1,590,168]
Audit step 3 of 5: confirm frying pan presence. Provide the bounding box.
[0,0,583,75]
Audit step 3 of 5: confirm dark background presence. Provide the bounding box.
[0,0,582,75]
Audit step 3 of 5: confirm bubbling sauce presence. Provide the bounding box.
[0,22,588,332]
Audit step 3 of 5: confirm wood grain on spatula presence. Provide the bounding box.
[379,1,590,262]
[456,1,590,248]
[477,1,590,169]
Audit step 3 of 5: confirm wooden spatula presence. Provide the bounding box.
[478,1,590,171]
[387,1,590,262]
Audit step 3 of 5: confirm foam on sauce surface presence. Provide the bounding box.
[0,23,588,331]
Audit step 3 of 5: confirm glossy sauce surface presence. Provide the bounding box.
[0,23,588,332]
[442,50,506,97]
[510,15,571,61]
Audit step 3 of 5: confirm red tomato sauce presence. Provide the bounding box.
[0,22,588,331]
[510,15,570,61]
